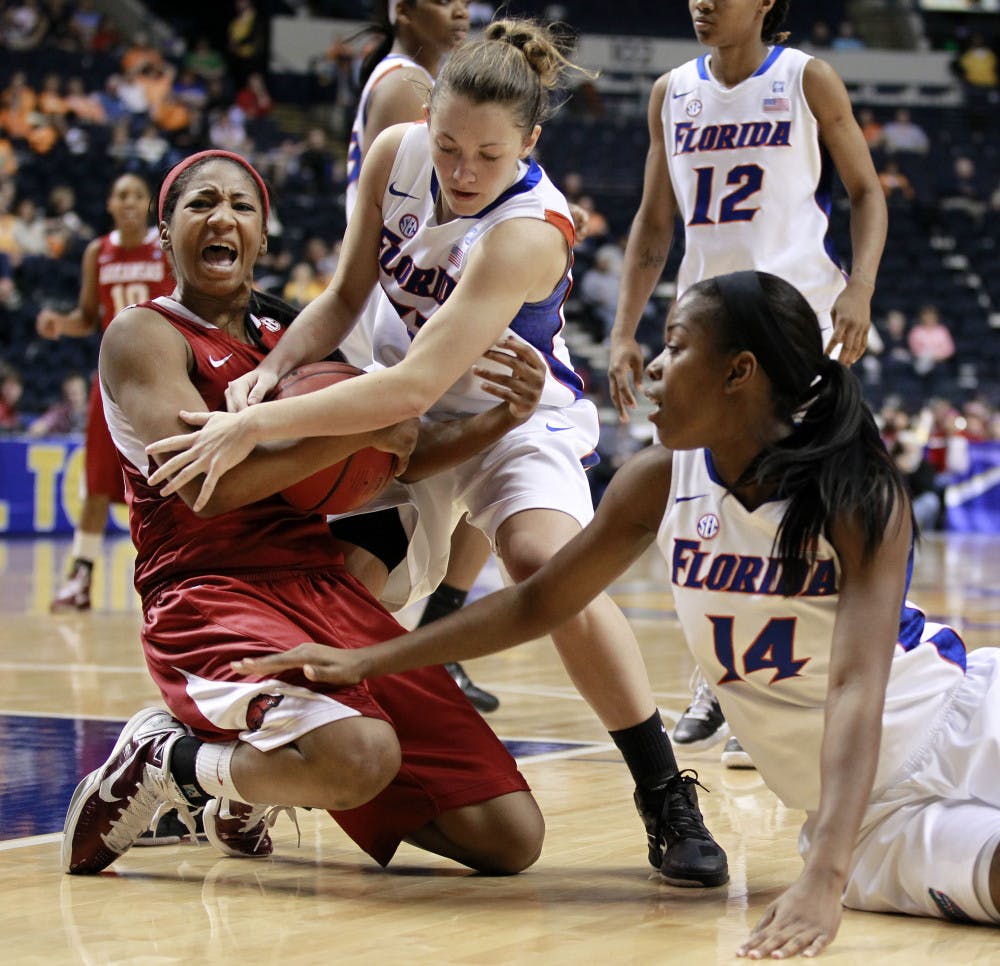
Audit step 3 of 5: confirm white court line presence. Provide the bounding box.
[0,662,147,675]
[0,832,62,852]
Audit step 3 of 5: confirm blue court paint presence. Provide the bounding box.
[1,715,596,841]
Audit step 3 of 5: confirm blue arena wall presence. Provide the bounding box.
[0,436,998,535]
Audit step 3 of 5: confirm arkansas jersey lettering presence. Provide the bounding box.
[670,537,838,597]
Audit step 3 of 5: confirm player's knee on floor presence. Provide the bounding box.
[304,717,401,810]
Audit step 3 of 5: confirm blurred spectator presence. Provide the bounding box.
[235,72,273,120]
[886,416,943,532]
[185,36,228,84]
[0,183,22,265]
[937,154,987,219]
[857,108,884,151]
[579,243,624,340]
[208,107,250,154]
[3,0,50,51]
[96,75,130,126]
[37,73,68,117]
[133,122,170,169]
[878,159,916,206]
[282,261,325,308]
[227,0,267,86]
[47,185,94,256]
[908,304,955,398]
[89,14,121,55]
[0,250,15,308]
[12,196,49,257]
[808,21,831,48]
[0,135,18,179]
[117,69,151,118]
[297,127,335,190]
[64,76,107,125]
[0,359,25,433]
[882,108,929,155]
[956,33,998,90]
[831,20,865,51]
[172,69,209,113]
[121,30,167,77]
[27,371,89,436]
[0,72,38,140]
[303,235,340,286]
[877,308,916,392]
[69,0,102,48]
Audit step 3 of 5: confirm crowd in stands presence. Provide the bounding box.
[0,0,997,530]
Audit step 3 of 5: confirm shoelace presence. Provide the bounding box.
[662,771,713,843]
[684,669,718,722]
[104,788,197,854]
[224,803,301,851]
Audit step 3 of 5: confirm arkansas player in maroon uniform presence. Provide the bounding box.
[37,172,175,612]
[62,150,547,876]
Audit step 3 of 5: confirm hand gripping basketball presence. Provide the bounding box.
[268,361,398,515]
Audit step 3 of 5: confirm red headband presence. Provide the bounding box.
[157,150,270,223]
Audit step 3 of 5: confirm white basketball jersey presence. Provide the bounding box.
[657,448,967,812]
[345,55,434,218]
[373,122,583,416]
[664,47,846,315]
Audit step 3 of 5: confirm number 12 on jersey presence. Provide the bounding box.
[688,164,764,226]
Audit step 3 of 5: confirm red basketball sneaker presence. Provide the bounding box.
[203,798,297,858]
[62,708,196,874]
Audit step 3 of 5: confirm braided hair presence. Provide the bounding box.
[762,0,791,45]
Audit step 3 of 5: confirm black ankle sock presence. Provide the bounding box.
[418,582,469,627]
[610,710,679,790]
[71,558,94,574]
[170,736,210,807]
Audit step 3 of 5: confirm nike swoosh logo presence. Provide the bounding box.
[388,181,419,200]
[209,353,233,368]
[675,494,706,503]
[672,90,694,99]
[98,741,143,803]
[546,424,572,432]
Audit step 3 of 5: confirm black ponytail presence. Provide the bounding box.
[695,271,910,592]
[751,357,907,589]
[246,290,346,363]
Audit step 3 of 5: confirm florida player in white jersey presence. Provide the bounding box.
[342,0,501,714]
[244,271,1000,958]
[608,0,887,760]
[36,173,175,612]
[609,0,886,413]
[147,21,729,888]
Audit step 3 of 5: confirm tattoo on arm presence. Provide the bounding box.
[638,248,667,270]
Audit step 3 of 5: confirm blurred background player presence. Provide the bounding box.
[36,172,175,612]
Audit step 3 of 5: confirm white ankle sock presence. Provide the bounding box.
[194,742,244,800]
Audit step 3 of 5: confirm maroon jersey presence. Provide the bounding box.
[107,296,344,600]
[95,228,174,330]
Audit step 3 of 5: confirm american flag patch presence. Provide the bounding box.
[763,97,790,112]
[448,245,464,269]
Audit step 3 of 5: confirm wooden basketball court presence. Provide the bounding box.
[1,531,998,963]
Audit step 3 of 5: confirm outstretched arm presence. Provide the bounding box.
[608,73,677,423]
[233,446,674,681]
[738,499,910,959]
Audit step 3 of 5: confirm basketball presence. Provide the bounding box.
[268,361,398,515]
